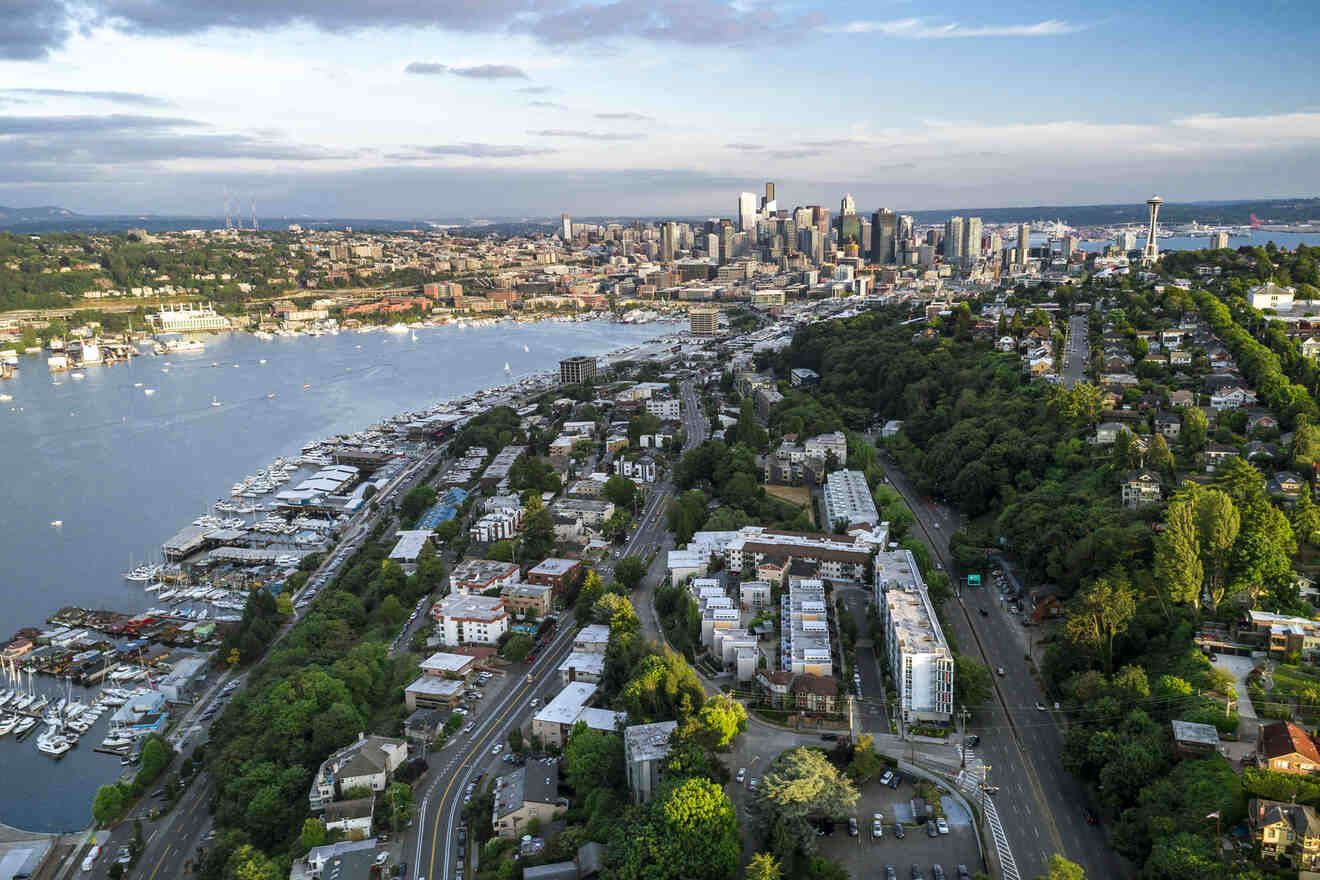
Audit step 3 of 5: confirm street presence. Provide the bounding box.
[1063,313,1089,388]
[878,457,1121,880]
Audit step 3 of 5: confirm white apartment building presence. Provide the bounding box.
[822,469,880,529]
[875,549,953,724]
[645,396,681,420]
[782,578,832,677]
[429,593,510,646]
[803,430,848,462]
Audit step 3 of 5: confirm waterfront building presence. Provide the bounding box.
[558,355,597,386]
[152,302,230,332]
[689,305,719,336]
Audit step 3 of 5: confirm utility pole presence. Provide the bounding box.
[957,705,971,769]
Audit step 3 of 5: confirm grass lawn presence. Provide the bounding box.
[762,484,815,524]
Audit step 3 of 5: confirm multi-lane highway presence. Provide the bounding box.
[878,457,1119,880]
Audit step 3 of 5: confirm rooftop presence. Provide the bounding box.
[624,720,678,763]
[1171,719,1220,747]
[389,529,432,561]
[575,624,610,646]
[529,558,580,576]
[534,681,598,726]
[432,593,507,623]
[493,763,560,819]
[451,558,520,589]
[557,651,607,677]
[418,651,474,675]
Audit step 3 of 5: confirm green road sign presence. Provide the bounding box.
[967,575,981,587]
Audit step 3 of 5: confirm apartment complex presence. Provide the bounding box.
[450,558,521,595]
[875,548,954,724]
[822,469,880,529]
[689,305,719,335]
[782,578,832,677]
[429,593,510,645]
[559,355,598,385]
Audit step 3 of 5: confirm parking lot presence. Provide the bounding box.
[816,776,981,880]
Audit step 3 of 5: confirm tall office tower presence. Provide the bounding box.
[898,214,914,242]
[988,232,1003,258]
[962,216,983,267]
[706,233,719,259]
[561,214,572,240]
[738,192,757,233]
[918,244,936,267]
[840,193,856,217]
[859,219,872,254]
[660,222,676,263]
[944,217,965,263]
[870,209,896,265]
[793,207,813,232]
[1143,195,1163,265]
[765,182,775,206]
[1061,234,1077,259]
[839,213,862,247]
[689,305,719,336]
[1016,223,1031,265]
[803,228,824,264]
[719,224,735,265]
[1116,230,1138,252]
[1210,231,1230,250]
[814,207,831,236]
[782,218,797,254]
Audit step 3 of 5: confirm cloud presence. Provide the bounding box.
[768,149,823,160]
[404,62,527,78]
[0,88,172,106]
[527,100,566,108]
[517,86,559,95]
[522,0,820,45]
[403,62,448,75]
[595,112,652,122]
[1174,112,1320,140]
[724,143,764,151]
[2,0,71,60]
[527,129,644,141]
[414,143,557,158]
[0,114,202,134]
[834,17,1086,38]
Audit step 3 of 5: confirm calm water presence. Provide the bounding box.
[1073,229,1318,253]
[0,319,677,832]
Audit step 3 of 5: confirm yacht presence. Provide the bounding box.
[12,717,36,736]
[211,397,222,407]
[13,693,33,712]
[36,728,72,758]
[102,734,132,749]
[29,695,49,713]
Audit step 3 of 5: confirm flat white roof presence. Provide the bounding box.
[390,529,432,561]
[534,681,597,726]
[529,558,579,576]
[405,676,464,697]
[575,624,610,646]
[557,652,606,677]
[419,652,473,674]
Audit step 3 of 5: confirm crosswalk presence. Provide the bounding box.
[956,753,1020,880]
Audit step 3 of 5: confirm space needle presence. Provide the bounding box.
[1143,195,1163,266]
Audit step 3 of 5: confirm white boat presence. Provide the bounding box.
[211,397,221,407]
[0,394,11,402]
[50,520,62,528]
[504,362,511,375]
[386,323,409,334]
[144,388,155,395]
[12,717,36,736]
[0,715,16,736]
[70,372,85,379]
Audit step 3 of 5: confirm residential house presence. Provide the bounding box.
[1249,282,1296,311]
[323,798,374,836]
[1248,410,1281,432]
[1171,720,1220,757]
[1094,422,1124,445]
[1169,350,1193,366]
[492,763,561,839]
[1302,337,1320,362]
[1271,471,1306,501]
[1170,390,1196,407]
[1028,585,1065,624]
[1121,470,1163,508]
[1249,799,1320,870]
[1211,386,1258,410]
[1202,443,1240,473]
[1155,416,1181,440]
[1258,721,1320,777]
[308,734,409,811]
[790,674,839,714]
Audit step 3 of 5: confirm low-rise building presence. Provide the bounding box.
[739,580,772,611]
[1120,470,1162,508]
[1171,719,1220,757]
[430,593,509,646]
[1250,798,1320,870]
[624,721,678,804]
[530,681,626,748]
[323,797,374,836]
[782,578,832,677]
[308,734,409,811]
[573,624,611,653]
[557,651,607,685]
[450,559,522,596]
[822,469,880,529]
[1258,721,1320,776]
[388,529,433,566]
[492,763,561,839]
[501,582,554,618]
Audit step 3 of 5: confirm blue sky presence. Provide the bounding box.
[0,0,1317,217]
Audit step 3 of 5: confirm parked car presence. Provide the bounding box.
[956,867,971,880]
[978,608,989,617]
[848,817,859,837]
[996,666,1005,676]
[926,820,939,838]
[736,768,746,783]
[1035,702,1047,711]
[911,865,924,880]
[932,866,946,880]
[893,823,905,839]
[886,868,897,880]
[820,733,839,742]
[879,770,895,786]
[748,778,758,791]
[965,734,980,748]
[936,817,949,835]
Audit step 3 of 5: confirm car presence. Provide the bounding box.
[893,823,905,839]
[736,767,746,783]
[964,734,980,748]
[888,773,901,790]
[911,865,924,880]
[848,817,859,837]
[978,608,989,617]
[936,817,949,835]
[820,733,838,742]
[996,666,1005,676]
[886,868,897,880]
[530,698,540,708]
[932,867,946,880]
[1083,807,1099,824]
[956,867,971,880]
[492,744,502,754]
[748,778,758,791]
[879,769,894,786]
[462,795,470,804]
[465,783,475,793]
[926,820,939,838]
[1035,701,1047,711]
[117,847,131,865]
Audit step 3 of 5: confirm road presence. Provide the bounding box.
[877,455,1121,880]
[1063,314,1089,388]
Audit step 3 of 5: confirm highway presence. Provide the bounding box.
[877,456,1120,880]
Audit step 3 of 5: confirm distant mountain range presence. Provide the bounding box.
[0,205,80,221]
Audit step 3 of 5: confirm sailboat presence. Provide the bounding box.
[523,344,529,353]
[211,397,221,407]
[504,362,511,375]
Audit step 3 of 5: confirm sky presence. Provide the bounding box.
[1,0,1318,218]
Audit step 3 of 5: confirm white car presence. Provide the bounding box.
[492,744,502,754]
[735,767,746,783]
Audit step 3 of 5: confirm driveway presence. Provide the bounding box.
[1213,654,1261,758]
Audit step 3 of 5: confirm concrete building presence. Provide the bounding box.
[429,593,509,646]
[689,305,719,336]
[875,549,954,725]
[822,469,880,529]
[501,581,554,617]
[573,624,611,653]
[526,558,581,595]
[481,445,527,490]
[557,651,607,685]
[450,559,522,596]
[388,529,433,566]
[530,681,627,748]
[559,356,597,386]
[624,721,678,803]
[782,578,832,677]
[323,798,374,836]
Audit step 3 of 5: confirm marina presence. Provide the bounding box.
[0,317,680,831]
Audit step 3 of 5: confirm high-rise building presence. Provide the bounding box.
[1116,230,1138,252]
[988,232,1003,259]
[738,192,757,233]
[559,356,598,385]
[944,217,964,263]
[962,217,983,267]
[1061,234,1078,259]
[870,209,896,265]
[561,214,572,241]
[859,219,872,254]
[1210,231,1230,250]
[1143,195,1163,265]
[719,224,735,265]
[706,232,720,260]
[840,193,856,217]
[1016,223,1031,266]
[765,182,775,206]
[660,222,676,263]
[793,207,813,231]
[689,306,719,336]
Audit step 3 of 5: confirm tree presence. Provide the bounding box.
[1296,487,1320,546]
[748,747,859,861]
[1064,571,1136,673]
[521,502,556,560]
[386,782,413,832]
[1154,493,1204,607]
[1113,428,1141,471]
[299,818,326,850]
[679,694,746,750]
[399,485,437,526]
[603,777,740,880]
[1295,414,1320,469]
[593,593,640,634]
[92,783,126,825]
[847,734,885,783]
[604,475,639,510]
[501,633,534,663]
[575,570,607,625]
[1146,433,1175,478]
[1181,406,1208,450]
[954,654,993,710]
[562,721,624,795]
[1036,854,1085,880]
[747,852,782,880]
[614,556,648,591]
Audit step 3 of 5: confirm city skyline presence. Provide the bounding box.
[1,0,1318,215]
